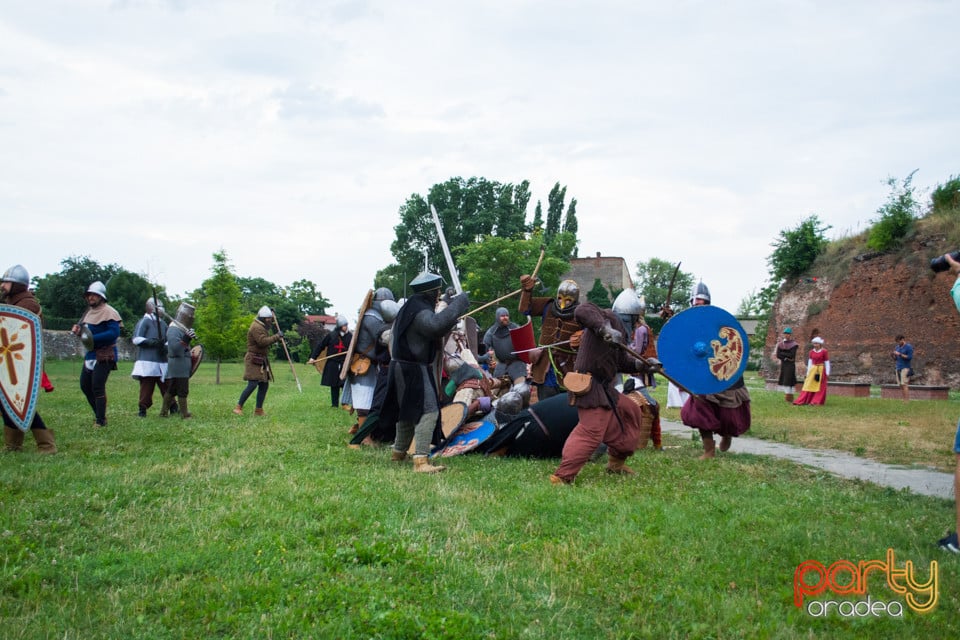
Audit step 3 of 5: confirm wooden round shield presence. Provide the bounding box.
[509,321,536,364]
[433,417,496,458]
[440,401,469,439]
[656,305,749,395]
[189,344,204,378]
[406,402,469,454]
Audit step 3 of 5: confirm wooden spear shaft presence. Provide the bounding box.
[459,245,547,320]
[271,310,302,393]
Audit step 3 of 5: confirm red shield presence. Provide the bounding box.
[509,321,536,364]
[0,305,43,432]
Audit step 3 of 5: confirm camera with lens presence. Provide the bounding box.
[929,250,960,273]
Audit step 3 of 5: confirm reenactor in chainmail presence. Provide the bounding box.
[380,271,468,473]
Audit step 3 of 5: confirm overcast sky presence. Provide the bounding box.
[3,0,958,319]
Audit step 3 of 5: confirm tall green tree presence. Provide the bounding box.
[768,215,831,282]
[635,258,695,313]
[34,256,122,327]
[562,198,578,237]
[104,270,167,335]
[545,182,566,240]
[530,201,544,232]
[457,234,570,328]
[382,177,535,291]
[586,278,611,307]
[194,251,246,384]
[286,279,330,316]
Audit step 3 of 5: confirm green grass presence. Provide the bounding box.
[2,361,958,638]
[655,372,960,473]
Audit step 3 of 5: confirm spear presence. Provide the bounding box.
[460,244,546,319]
[271,310,302,393]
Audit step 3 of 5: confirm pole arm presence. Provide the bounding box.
[616,341,695,397]
[271,310,302,393]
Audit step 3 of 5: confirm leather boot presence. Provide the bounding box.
[159,392,174,418]
[719,435,732,452]
[413,455,445,473]
[178,397,192,419]
[391,449,408,462]
[348,414,365,435]
[699,436,716,460]
[33,428,57,454]
[606,455,636,475]
[4,425,24,452]
[254,408,266,417]
[784,393,794,403]
[232,404,243,415]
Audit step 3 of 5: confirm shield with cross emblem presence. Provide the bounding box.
[0,304,43,432]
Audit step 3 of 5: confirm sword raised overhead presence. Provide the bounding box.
[429,203,463,294]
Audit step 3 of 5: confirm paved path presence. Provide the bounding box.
[661,419,955,500]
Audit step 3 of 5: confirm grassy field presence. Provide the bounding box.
[656,373,960,473]
[2,360,958,639]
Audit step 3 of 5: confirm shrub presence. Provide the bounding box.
[866,172,919,251]
[767,215,831,281]
[930,175,960,214]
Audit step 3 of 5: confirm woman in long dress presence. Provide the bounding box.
[793,337,830,405]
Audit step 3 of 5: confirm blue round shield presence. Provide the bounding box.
[433,416,496,458]
[656,305,749,395]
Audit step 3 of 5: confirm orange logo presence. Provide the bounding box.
[794,549,938,617]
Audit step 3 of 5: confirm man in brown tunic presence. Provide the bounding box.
[550,302,656,485]
[1,265,57,453]
[233,306,283,416]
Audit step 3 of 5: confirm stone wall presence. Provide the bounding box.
[763,239,960,388]
[43,330,136,361]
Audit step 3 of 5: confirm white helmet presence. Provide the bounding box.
[86,281,108,300]
[257,305,273,319]
[2,264,29,286]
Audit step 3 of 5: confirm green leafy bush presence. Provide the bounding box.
[930,174,960,215]
[767,215,831,281]
[866,172,919,251]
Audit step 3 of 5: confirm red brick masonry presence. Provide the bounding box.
[879,384,949,401]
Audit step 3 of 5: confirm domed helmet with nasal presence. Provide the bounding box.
[556,280,580,312]
[691,281,711,306]
[612,288,644,331]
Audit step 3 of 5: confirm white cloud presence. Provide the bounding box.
[2,0,958,318]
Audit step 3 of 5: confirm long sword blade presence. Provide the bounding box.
[429,203,463,294]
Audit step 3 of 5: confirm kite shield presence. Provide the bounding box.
[0,304,43,432]
[656,305,749,395]
[509,321,536,364]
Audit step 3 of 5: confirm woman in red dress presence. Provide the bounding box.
[793,337,830,405]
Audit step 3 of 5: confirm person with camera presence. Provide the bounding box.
[937,252,960,554]
[892,334,914,402]
[793,336,830,406]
